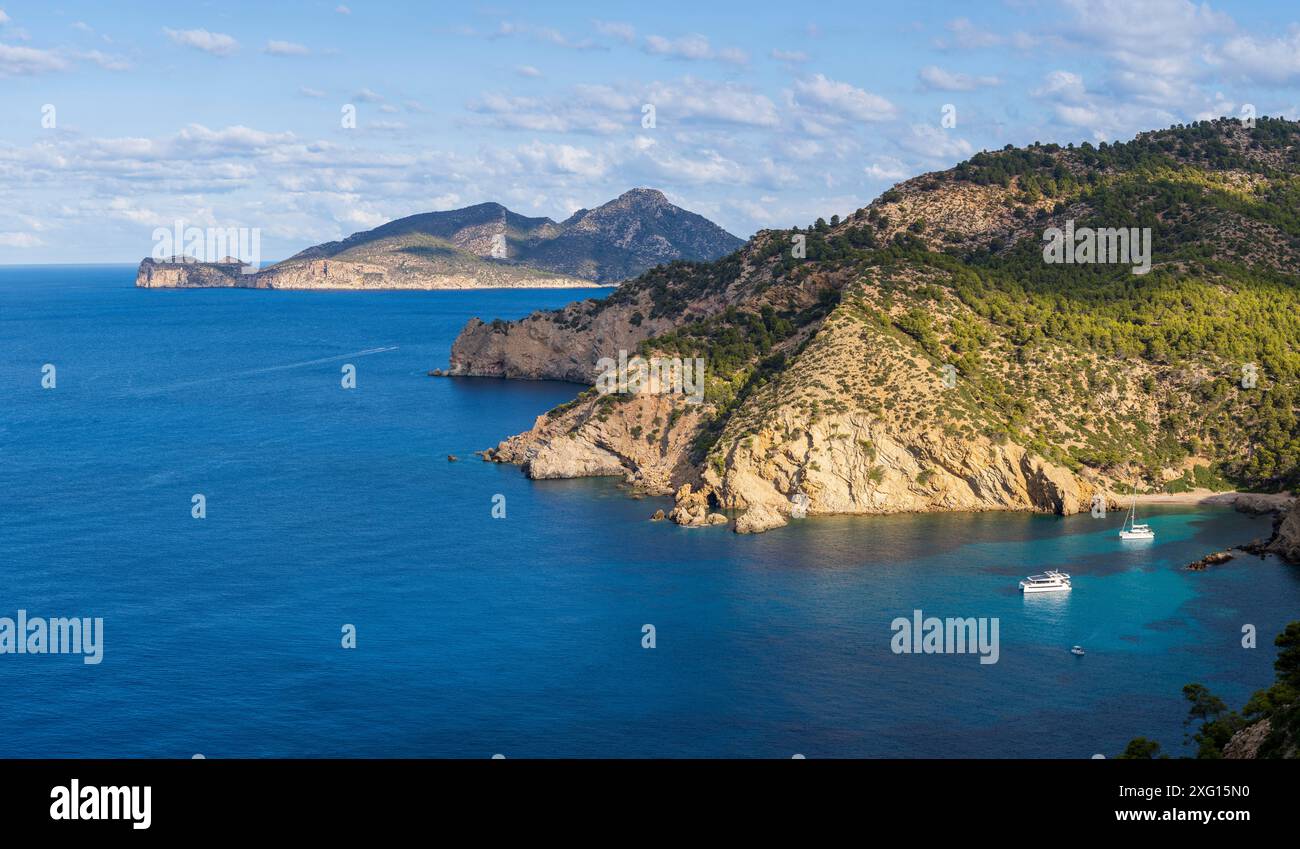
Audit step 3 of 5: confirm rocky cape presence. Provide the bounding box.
[135,188,743,291]
[453,119,1300,533]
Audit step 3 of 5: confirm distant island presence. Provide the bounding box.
[451,118,1300,534]
[135,188,744,290]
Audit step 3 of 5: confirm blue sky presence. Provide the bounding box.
[2,0,1300,263]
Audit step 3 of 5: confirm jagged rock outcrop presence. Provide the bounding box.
[1268,505,1300,563]
[666,483,714,527]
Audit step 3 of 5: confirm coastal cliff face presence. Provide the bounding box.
[136,257,254,288]
[1268,504,1300,563]
[454,118,1300,531]
[134,189,743,291]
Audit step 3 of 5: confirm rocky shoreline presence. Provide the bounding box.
[1174,492,1299,569]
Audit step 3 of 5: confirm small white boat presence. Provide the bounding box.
[1119,493,1154,540]
[1019,570,1072,593]
[1071,645,1086,656]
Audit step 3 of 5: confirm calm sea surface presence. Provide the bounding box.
[1,265,1297,758]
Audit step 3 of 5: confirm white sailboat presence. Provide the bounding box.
[1119,492,1154,540]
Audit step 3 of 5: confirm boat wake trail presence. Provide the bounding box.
[128,346,399,396]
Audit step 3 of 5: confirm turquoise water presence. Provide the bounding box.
[1,265,1297,758]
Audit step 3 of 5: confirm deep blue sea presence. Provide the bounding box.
[1,264,1297,758]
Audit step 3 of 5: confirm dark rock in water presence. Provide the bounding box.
[1241,537,1272,558]
[1187,550,1235,571]
[650,509,665,521]
[1237,504,1299,564]
[447,454,458,462]
[428,368,445,377]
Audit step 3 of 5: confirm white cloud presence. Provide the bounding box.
[864,156,909,181]
[771,48,808,64]
[1059,0,1230,109]
[0,42,69,74]
[646,33,712,60]
[0,10,10,25]
[936,17,1040,51]
[594,20,635,44]
[488,20,599,51]
[299,86,326,98]
[467,78,779,134]
[75,49,132,71]
[513,141,609,179]
[918,65,1000,91]
[354,88,385,103]
[644,33,747,65]
[336,5,350,14]
[1216,28,1300,84]
[515,64,542,78]
[897,124,973,162]
[164,28,239,57]
[649,78,779,126]
[0,232,41,247]
[265,40,309,57]
[790,74,898,124]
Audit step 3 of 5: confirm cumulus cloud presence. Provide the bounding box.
[864,156,910,181]
[789,74,898,127]
[1215,28,1300,85]
[164,28,239,57]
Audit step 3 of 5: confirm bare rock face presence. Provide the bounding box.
[448,294,674,382]
[1223,718,1272,759]
[492,391,708,494]
[1268,505,1300,564]
[136,257,252,288]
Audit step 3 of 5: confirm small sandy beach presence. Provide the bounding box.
[1131,489,1294,510]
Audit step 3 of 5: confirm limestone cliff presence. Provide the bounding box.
[451,118,1300,531]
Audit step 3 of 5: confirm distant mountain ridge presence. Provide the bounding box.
[136,188,745,290]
